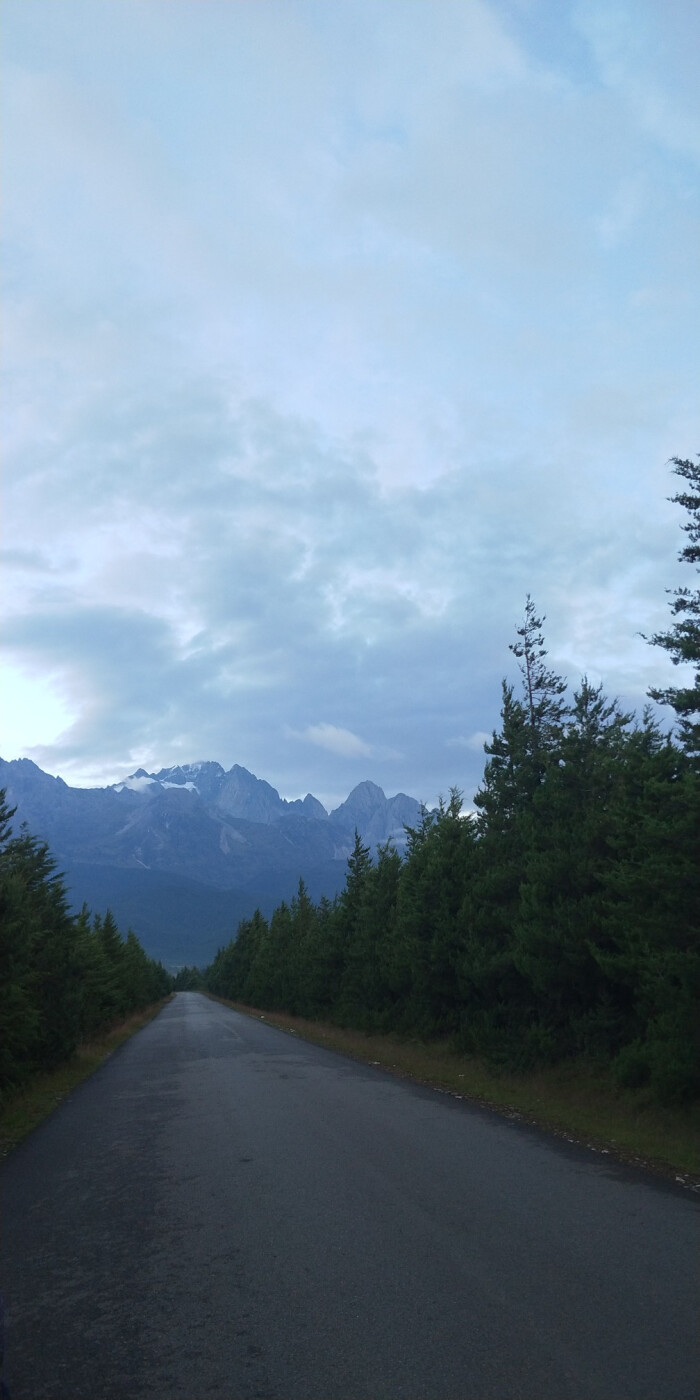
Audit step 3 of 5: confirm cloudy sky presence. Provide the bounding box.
[2,0,698,810]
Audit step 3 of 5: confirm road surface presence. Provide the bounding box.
[1,991,698,1399]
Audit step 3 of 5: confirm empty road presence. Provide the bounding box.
[1,991,698,1399]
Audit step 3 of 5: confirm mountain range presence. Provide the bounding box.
[0,757,423,968]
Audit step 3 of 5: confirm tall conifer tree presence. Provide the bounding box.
[649,455,700,756]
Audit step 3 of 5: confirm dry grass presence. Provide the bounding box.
[208,996,700,1185]
[0,999,171,1158]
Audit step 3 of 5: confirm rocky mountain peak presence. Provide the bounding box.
[330,780,420,849]
[329,780,387,822]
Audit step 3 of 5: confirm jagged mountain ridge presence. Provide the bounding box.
[0,757,423,966]
[118,761,409,835]
[108,761,421,855]
[130,760,332,825]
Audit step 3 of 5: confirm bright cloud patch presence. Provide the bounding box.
[295,724,374,759]
[447,732,492,752]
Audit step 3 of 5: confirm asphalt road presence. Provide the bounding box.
[1,992,698,1400]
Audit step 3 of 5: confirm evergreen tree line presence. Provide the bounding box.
[172,965,204,991]
[0,794,171,1100]
[205,458,700,1104]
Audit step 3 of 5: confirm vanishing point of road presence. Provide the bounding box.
[1,991,698,1399]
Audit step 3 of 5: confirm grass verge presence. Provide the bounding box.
[0,998,172,1159]
[206,995,700,1186]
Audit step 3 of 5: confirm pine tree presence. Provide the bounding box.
[0,793,40,1090]
[288,879,320,1016]
[240,908,276,1007]
[388,791,474,1037]
[172,965,203,991]
[595,713,700,1100]
[338,841,401,1029]
[649,455,700,756]
[331,832,374,1023]
[297,894,338,1019]
[460,606,568,1063]
[9,827,83,1069]
[74,904,113,1038]
[97,909,128,1021]
[510,595,568,764]
[510,679,634,1064]
[474,683,529,829]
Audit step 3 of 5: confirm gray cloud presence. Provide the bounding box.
[1,0,696,805]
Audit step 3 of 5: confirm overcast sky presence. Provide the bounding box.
[2,0,698,810]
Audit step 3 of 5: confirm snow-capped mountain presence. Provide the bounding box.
[0,756,423,966]
[108,761,418,843]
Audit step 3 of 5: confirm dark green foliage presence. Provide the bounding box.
[337,840,401,1029]
[0,801,171,1100]
[201,469,699,1105]
[509,681,634,1063]
[386,793,475,1036]
[172,965,204,990]
[0,795,40,1088]
[596,719,700,1101]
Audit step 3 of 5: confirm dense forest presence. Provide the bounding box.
[206,457,700,1104]
[0,796,171,1100]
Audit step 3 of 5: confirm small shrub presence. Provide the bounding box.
[613,1042,650,1090]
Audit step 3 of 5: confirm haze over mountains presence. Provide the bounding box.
[0,757,422,968]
